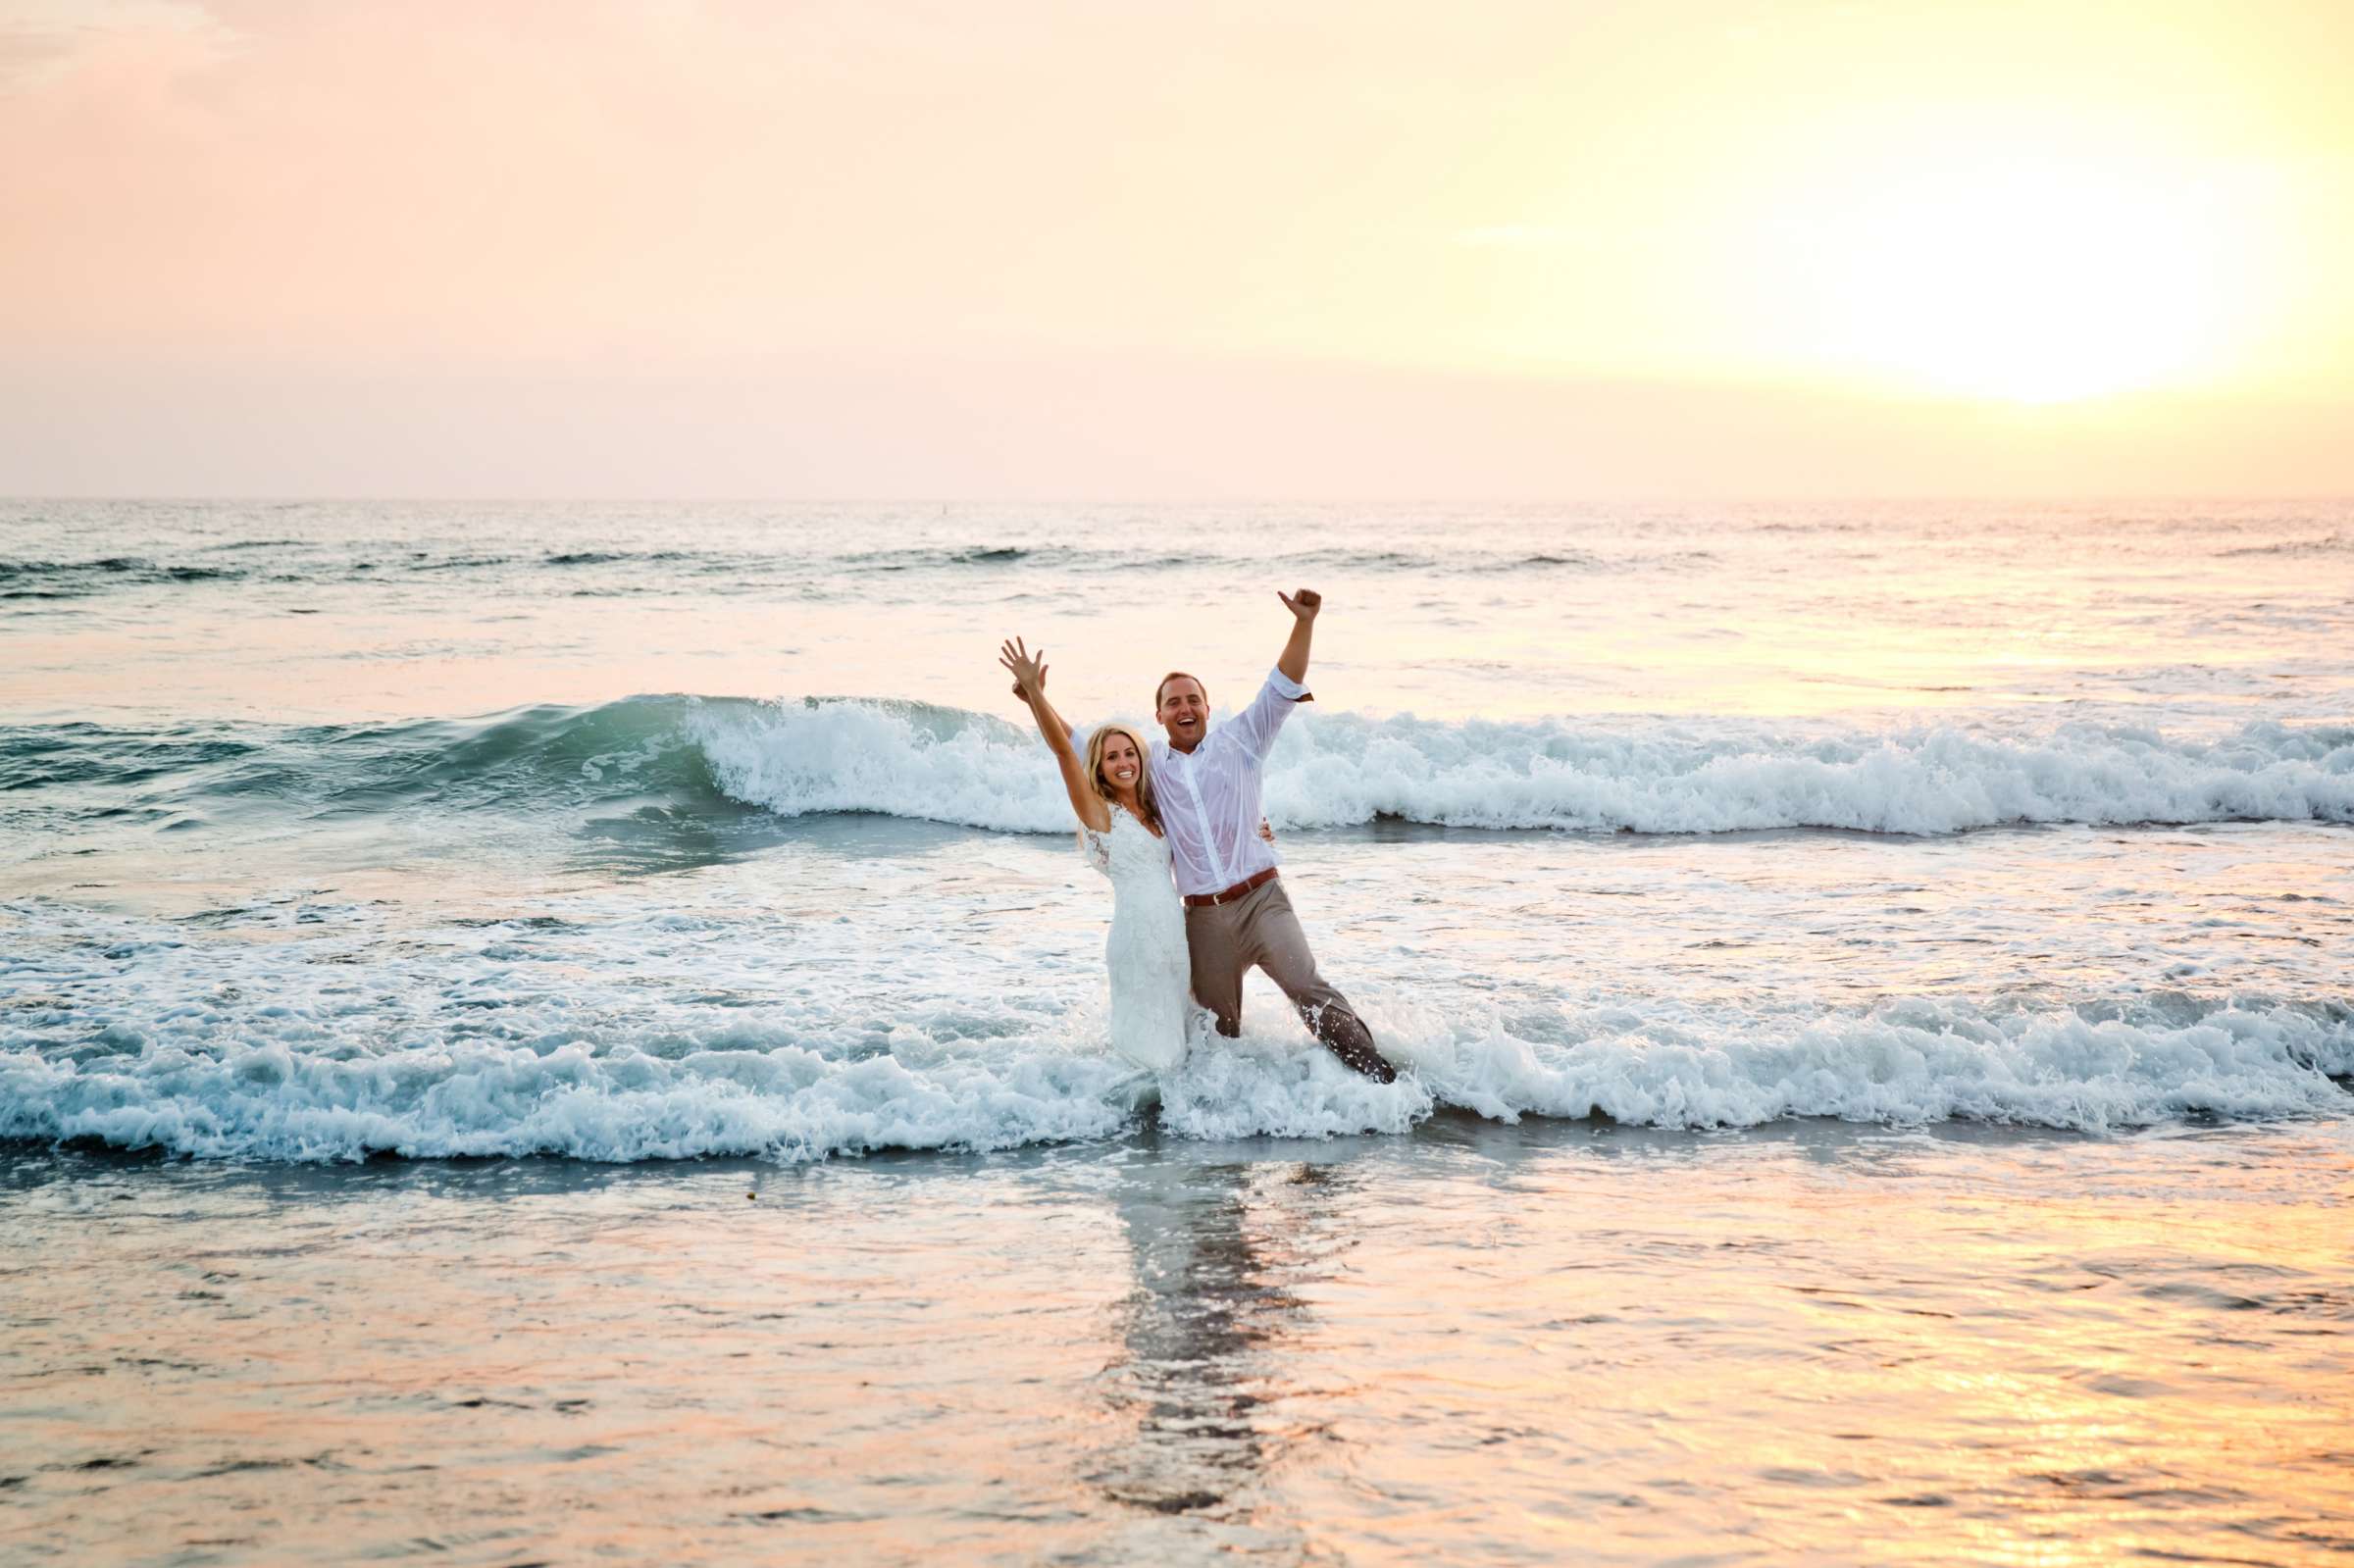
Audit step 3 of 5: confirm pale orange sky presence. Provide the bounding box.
[3,0,2349,498]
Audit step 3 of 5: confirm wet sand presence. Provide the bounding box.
[5,1115,2348,1566]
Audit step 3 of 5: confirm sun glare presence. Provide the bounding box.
[1797,157,2244,404]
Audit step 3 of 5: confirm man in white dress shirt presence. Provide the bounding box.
[1151,589,1395,1083]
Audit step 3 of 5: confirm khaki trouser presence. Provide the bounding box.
[1184,878,1394,1082]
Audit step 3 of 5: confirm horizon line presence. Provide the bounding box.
[9,491,2353,508]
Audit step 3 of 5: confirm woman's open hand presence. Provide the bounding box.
[998,636,1049,702]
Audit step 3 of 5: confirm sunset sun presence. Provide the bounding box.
[1796,155,2249,404]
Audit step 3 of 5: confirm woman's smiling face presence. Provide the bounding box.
[1100,732,1143,792]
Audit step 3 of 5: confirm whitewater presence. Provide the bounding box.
[2,498,2349,1163]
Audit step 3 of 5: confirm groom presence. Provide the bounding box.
[1032,589,1396,1083]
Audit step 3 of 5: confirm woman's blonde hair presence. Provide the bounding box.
[1084,724,1160,831]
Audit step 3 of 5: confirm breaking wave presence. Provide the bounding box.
[3,972,2346,1162]
[686,698,2354,836]
[8,697,2351,839]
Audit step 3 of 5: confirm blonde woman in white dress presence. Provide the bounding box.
[999,637,1190,1073]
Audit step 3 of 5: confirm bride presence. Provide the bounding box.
[999,637,1191,1074]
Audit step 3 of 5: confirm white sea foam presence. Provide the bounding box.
[0,1038,1148,1163]
[690,700,2354,837]
[1263,715,2354,835]
[1382,996,2354,1133]
[689,699,1072,832]
[6,966,2344,1163]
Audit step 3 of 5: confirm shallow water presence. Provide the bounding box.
[6,1123,2349,1566]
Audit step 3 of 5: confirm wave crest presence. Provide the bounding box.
[10,697,2351,838]
[692,699,2354,837]
[4,995,2344,1163]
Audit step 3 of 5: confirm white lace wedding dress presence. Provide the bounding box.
[1080,811,1192,1073]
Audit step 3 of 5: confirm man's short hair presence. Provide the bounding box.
[1154,671,1205,710]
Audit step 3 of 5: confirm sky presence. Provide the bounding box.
[3,0,2349,499]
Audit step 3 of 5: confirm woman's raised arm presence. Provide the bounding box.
[999,637,1109,833]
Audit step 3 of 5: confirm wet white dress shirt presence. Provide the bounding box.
[1147,667,1308,897]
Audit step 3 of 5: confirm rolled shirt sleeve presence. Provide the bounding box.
[1223,666,1312,760]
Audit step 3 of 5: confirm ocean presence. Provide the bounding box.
[3,499,2349,1564]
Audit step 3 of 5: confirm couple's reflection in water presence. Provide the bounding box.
[1089,1148,1357,1546]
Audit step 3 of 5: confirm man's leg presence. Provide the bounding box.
[1240,882,1395,1083]
[1185,902,1248,1037]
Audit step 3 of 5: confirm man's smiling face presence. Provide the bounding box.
[1155,674,1208,751]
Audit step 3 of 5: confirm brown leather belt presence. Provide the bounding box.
[1183,867,1278,909]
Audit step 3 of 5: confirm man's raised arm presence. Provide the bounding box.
[1276,587,1319,683]
[1224,588,1322,758]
